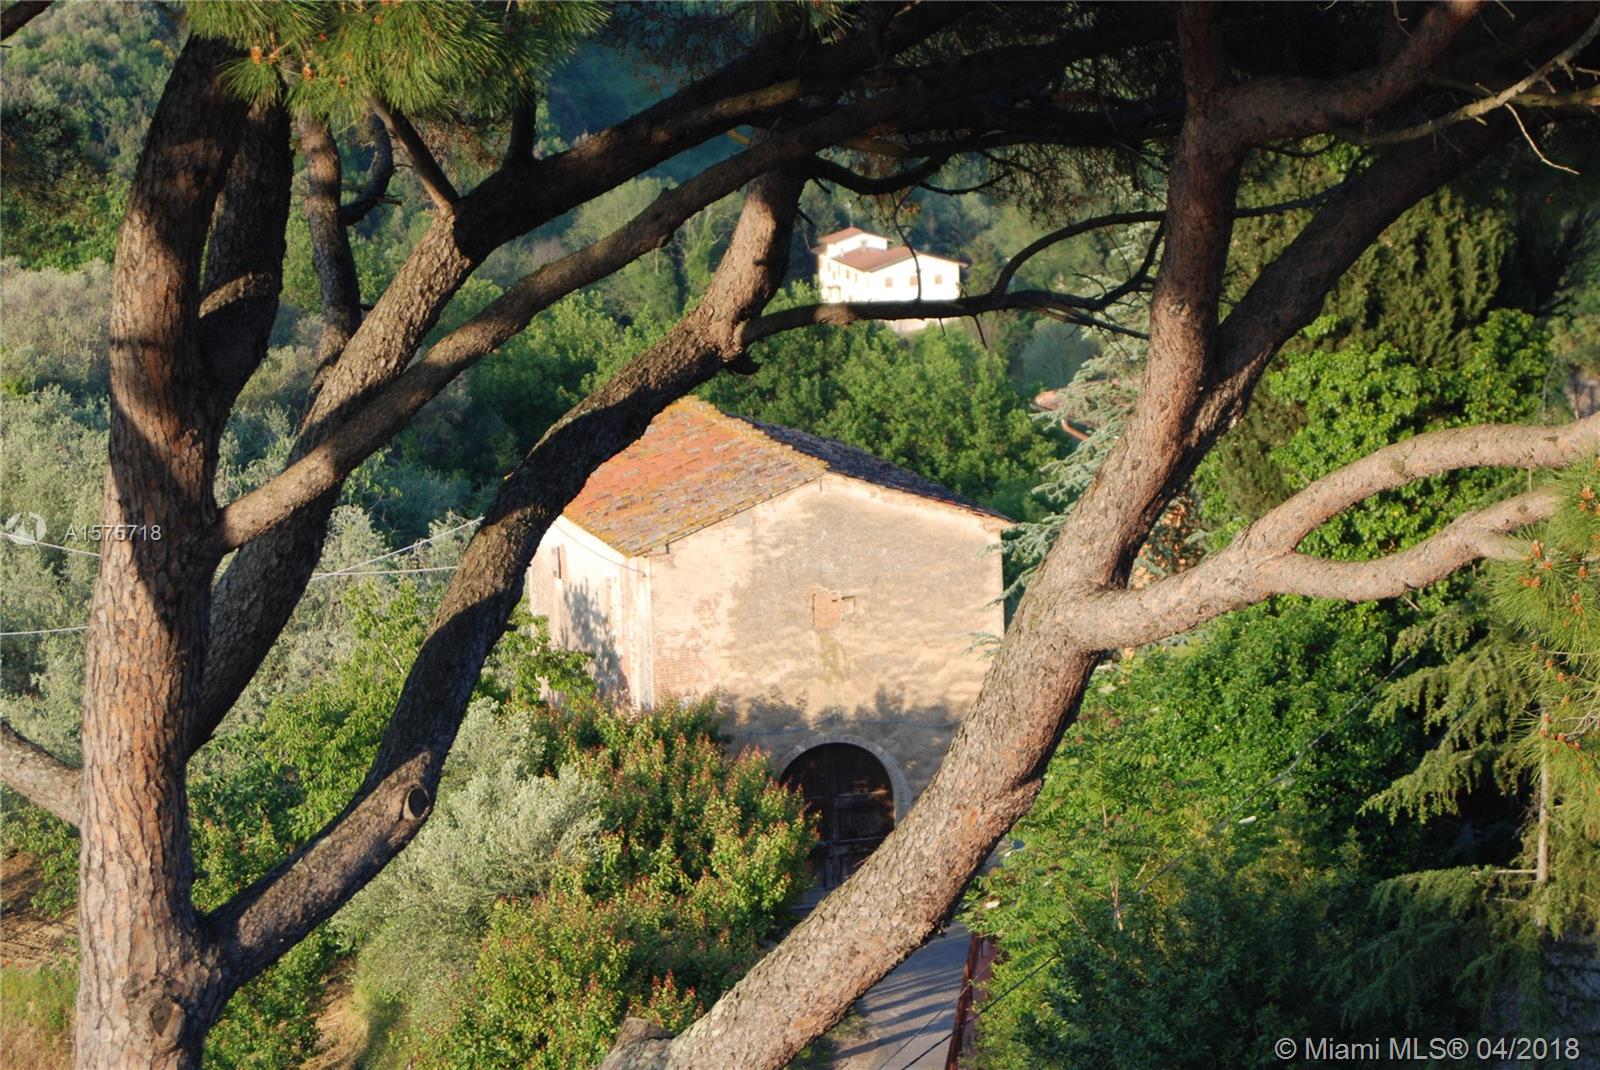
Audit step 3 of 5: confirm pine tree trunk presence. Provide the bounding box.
[71,37,245,1070]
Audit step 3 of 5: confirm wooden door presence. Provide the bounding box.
[782,743,895,889]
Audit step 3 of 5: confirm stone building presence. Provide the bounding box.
[525,398,1008,885]
[812,226,965,333]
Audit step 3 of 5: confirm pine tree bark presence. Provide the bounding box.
[72,37,246,1070]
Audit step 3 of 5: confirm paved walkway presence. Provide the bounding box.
[829,922,972,1070]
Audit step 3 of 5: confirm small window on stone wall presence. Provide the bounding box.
[810,588,856,631]
[553,545,566,581]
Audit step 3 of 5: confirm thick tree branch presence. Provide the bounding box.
[1350,13,1600,145]
[204,171,805,985]
[808,153,952,195]
[337,112,395,227]
[1220,0,1484,147]
[197,101,293,437]
[1261,490,1543,599]
[0,0,49,41]
[370,99,458,212]
[1070,417,1600,649]
[504,98,536,167]
[0,720,81,826]
[298,115,363,379]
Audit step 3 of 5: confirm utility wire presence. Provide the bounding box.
[306,515,481,579]
[0,535,102,558]
[0,516,484,637]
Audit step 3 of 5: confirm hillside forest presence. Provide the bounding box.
[2,3,1599,1070]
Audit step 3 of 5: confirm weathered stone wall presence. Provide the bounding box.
[646,475,1005,804]
[525,516,653,702]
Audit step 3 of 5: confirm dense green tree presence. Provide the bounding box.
[0,2,177,267]
[967,169,1591,1065]
[1347,463,1600,1035]
[966,599,1407,1069]
[705,306,1064,516]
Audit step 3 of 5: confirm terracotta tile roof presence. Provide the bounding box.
[744,416,1011,524]
[833,245,916,272]
[831,245,966,273]
[815,225,871,245]
[563,398,1009,555]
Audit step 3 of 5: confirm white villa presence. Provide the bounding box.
[812,227,964,331]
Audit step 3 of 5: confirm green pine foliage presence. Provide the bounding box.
[188,1,605,121]
[1334,470,1600,1037]
[1487,462,1600,930]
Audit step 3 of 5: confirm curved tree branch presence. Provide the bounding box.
[1261,489,1544,599]
[1219,0,1485,147]
[1067,417,1599,650]
[337,111,395,227]
[197,101,293,438]
[0,720,80,826]
[808,153,952,196]
[1347,12,1600,145]
[297,115,363,378]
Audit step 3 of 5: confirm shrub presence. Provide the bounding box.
[413,698,814,1070]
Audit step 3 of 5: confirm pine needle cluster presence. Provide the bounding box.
[187,0,605,119]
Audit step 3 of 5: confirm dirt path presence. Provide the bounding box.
[307,972,369,1070]
[1,853,74,969]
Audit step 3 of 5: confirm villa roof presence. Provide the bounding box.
[814,225,871,245]
[562,398,1009,555]
[830,245,967,273]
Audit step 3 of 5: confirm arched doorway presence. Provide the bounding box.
[781,742,896,889]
